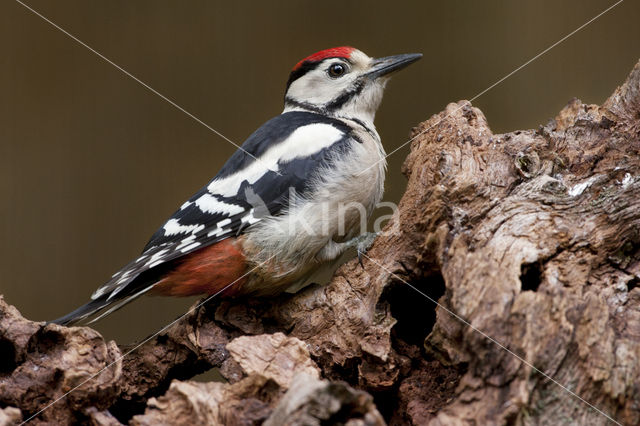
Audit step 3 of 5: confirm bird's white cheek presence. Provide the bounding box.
[289,77,332,105]
[288,73,356,106]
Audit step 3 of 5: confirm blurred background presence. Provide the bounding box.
[1,0,638,343]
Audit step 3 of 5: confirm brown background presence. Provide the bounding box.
[1,0,639,343]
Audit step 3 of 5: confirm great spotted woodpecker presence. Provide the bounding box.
[52,47,421,325]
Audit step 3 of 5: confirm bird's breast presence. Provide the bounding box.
[240,130,386,294]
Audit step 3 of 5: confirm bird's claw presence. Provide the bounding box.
[354,232,379,269]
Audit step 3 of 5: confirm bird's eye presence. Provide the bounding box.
[328,63,346,78]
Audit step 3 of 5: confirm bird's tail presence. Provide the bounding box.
[49,259,177,326]
[49,284,155,326]
[49,298,112,326]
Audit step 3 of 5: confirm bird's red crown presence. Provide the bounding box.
[292,46,355,71]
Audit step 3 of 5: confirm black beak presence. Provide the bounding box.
[366,53,422,79]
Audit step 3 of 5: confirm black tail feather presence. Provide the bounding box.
[49,263,174,326]
[49,298,112,326]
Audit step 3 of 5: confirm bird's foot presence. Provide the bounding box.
[351,232,379,268]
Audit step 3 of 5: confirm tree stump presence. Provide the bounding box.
[1,59,639,425]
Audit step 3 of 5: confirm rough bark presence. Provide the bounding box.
[1,59,639,425]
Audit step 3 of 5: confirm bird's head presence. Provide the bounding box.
[284,47,421,125]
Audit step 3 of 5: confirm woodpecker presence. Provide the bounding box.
[52,47,421,325]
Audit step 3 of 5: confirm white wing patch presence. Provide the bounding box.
[176,234,198,251]
[144,248,171,268]
[195,193,245,215]
[163,218,205,236]
[207,218,233,238]
[180,242,201,253]
[279,124,344,161]
[207,123,344,197]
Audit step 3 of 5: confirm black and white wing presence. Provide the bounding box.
[52,111,357,324]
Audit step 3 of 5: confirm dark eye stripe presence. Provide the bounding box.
[286,57,350,91]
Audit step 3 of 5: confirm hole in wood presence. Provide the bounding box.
[386,272,446,345]
[520,261,543,292]
[0,337,17,374]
